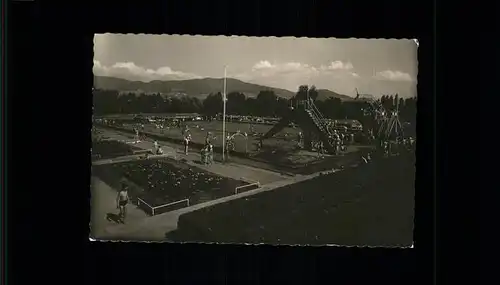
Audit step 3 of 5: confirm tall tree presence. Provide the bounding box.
[295,85,309,101]
[309,85,319,101]
[227,92,246,115]
[202,93,223,116]
[92,87,417,129]
[256,90,278,116]
[245,97,258,116]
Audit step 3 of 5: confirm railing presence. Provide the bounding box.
[137,197,190,216]
[309,100,326,122]
[234,182,261,194]
[305,100,331,135]
[312,105,330,134]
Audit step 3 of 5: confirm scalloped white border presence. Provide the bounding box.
[91,35,417,248]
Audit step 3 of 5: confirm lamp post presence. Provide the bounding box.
[222,65,227,162]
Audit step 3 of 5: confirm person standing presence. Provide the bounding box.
[184,134,191,155]
[297,131,303,148]
[116,185,129,224]
[134,127,139,141]
[383,141,389,157]
[317,141,325,158]
[201,146,208,165]
[225,135,232,159]
[208,143,214,164]
[205,132,212,145]
[153,140,159,152]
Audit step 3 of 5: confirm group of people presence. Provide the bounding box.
[379,136,416,157]
[401,136,416,150]
[133,125,147,141]
[315,140,326,158]
[225,134,237,157]
[328,130,354,155]
[200,142,214,165]
[181,128,242,161]
[153,140,164,155]
[294,130,355,157]
[198,131,243,164]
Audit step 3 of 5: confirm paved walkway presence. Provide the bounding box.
[90,176,150,240]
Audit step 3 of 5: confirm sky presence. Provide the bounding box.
[93,34,418,98]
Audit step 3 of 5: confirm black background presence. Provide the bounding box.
[5,0,470,284]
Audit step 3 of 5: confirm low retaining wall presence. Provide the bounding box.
[137,198,191,216]
[135,180,261,216]
[235,182,261,194]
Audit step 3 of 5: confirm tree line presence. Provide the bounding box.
[93,85,417,124]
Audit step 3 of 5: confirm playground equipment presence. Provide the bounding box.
[355,88,388,127]
[354,88,404,141]
[377,98,404,140]
[226,130,249,155]
[261,95,337,154]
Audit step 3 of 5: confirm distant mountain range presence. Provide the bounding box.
[93,76,353,101]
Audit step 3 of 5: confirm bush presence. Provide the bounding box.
[170,155,416,246]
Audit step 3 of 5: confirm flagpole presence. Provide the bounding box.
[222,65,227,162]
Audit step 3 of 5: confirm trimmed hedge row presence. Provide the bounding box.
[168,153,416,246]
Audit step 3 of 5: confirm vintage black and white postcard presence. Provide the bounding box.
[91,34,417,247]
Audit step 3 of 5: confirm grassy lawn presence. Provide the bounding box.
[122,120,299,153]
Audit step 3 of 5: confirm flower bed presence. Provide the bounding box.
[91,140,143,160]
[97,159,259,215]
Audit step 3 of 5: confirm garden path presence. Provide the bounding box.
[90,176,150,241]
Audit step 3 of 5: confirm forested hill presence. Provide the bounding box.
[93,76,352,101]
